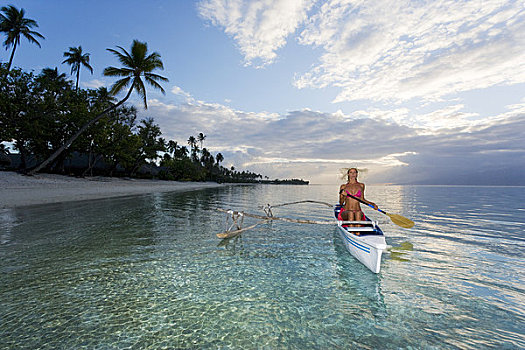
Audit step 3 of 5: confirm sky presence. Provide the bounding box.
[2,0,525,185]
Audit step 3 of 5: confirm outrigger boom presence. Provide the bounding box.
[217,208,360,226]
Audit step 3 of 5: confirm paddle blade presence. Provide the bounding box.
[387,213,414,228]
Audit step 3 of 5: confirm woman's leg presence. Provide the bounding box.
[348,210,357,227]
[348,210,364,234]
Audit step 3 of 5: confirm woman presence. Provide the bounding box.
[338,168,377,226]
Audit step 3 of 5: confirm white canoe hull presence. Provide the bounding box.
[336,223,387,273]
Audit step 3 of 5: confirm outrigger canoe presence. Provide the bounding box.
[334,204,387,273]
[217,201,394,274]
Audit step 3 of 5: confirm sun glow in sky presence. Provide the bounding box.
[3,0,525,184]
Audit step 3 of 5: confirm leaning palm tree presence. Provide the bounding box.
[28,40,168,175]
[0,5,44,71]
[62,46,93,92]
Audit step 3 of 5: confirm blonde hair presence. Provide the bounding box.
[340,167,368,181]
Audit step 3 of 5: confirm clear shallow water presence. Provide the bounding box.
[0,185,524,349]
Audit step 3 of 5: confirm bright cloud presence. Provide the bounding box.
[242,151,417,167]
[198,0,316,67]
[170,85,194,102]
[296,0,525,103]
[198,0,525,102]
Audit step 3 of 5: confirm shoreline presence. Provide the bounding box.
[0,171,227,209]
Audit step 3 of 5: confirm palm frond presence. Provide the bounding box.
[109,77,131,96]
[144,52,163,68]
[133,77,148,108]
[107,46,133,68]
[131,40,147,62]
[0,5,44,49]
[103,40,168,107]
[103,66,134,77]
[144,72,169,82]
[84,62,94,74]
[144,76,166,94]
[23,30,44,45]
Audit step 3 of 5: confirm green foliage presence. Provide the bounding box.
[137,117,165,163]
[161,157,206,181]
[0,65,266,182]
[0,8,278,183]
[0,66,37,167]
[90,106,142,176]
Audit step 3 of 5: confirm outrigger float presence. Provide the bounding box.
[217,197,414,274]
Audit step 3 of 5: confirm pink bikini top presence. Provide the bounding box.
[348,190,362,197]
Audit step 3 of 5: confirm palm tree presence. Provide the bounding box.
[177,146,188,159]
[187,136,196,151]
[216,152,224,165]
[39,67,67,81]
[28,40,168,175]
[0,5,44,72]
[62,46,93,92]
[104,40,167,108]
[167,140,178,155]
[197,132,206,149]
[188,136,200,162]
[36,67,69,98]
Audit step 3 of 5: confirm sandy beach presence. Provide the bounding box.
[0,171,226,208]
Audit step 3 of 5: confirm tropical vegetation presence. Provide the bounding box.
[0,65,266,182]
[0,4,307,184]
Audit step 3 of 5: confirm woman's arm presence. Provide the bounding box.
[339,185,346,206]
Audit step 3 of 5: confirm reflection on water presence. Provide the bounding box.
[388,241,413,262]
[0,185,524,349]
[332,232,387,321]
[0,208,17,245]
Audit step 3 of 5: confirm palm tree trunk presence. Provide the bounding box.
[75,69,80,92]
[17,142,27,170]
[7,42,17,71]
[27,86,134,175]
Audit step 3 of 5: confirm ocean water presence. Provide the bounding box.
[0,184,524,349]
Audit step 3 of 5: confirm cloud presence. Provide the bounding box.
[295,0,525,103]
[197,0,316,67]
[197,0,525,104]
[170,85,194,102]
[143,96,525,184]
[82,79,106,89]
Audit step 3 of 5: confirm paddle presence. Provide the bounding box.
[342,190,414,228]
